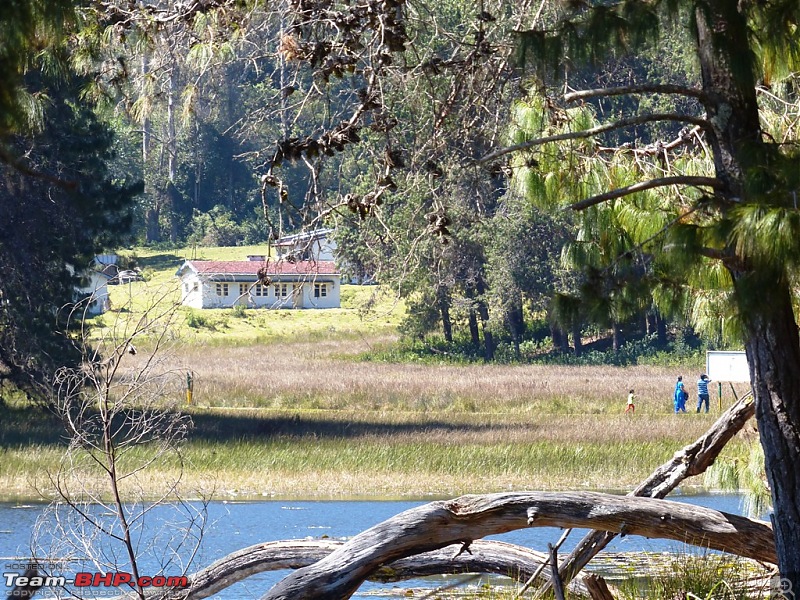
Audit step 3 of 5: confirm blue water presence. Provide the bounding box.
[0,493,761,598]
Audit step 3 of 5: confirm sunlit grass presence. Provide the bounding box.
[1,399,751,501]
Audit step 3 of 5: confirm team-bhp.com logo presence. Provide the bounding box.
[4,571,188,593]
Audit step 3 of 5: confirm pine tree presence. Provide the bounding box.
[494,0,800,583]
[0,5,139,398]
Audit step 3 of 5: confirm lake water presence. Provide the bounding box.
[0,492,760,598]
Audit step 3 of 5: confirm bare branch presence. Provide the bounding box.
[0,146,79,192]
[475,113,711,165]
[564,84,708,104]
[566,176,724,211]
[262,490,774,599]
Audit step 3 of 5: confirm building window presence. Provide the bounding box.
[239,283,249,296]
[253,284,268,297]
[184,283,190,293]
[275,283,289,297]
[314,283,328,298]
[215,283,229,296]
[193,282,199,292]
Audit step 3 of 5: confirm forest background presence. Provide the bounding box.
[1,0,773,383]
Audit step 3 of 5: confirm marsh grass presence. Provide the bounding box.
[616,552,765,600]
[0,328,753,501]
[156,338,749,416]
[1,382,751,500]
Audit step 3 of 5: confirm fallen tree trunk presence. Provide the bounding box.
[180,539,589,600]
[111,539,591,600]
[261,490,774,600]
[547,393,756,592]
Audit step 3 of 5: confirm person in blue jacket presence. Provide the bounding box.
[674,376,688,413]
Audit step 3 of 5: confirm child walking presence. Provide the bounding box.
[625,389,635,415]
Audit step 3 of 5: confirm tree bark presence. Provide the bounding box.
[611,322,623,352]
[584,574,616,600]
[475,276,494,361]
[437,285,453,343]
[506,296,524,358]
[112,540,594,600]
[572,321,583,357]
[694,0,800,585]
[465,284,481,347]
[742,280,800,586]
[261,491,774,600]
[189,540,589,600]
[544,393,757,591]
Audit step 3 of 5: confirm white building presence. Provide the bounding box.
[72,262,112,315]
[176,258,341,309]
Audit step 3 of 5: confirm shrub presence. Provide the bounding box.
[185,309,210,329]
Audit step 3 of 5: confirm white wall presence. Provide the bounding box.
[178,273,341,309]
[75,271,110,315]
[179,273,205,309]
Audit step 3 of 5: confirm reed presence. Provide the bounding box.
[1,403,750,500]
[0,328,752,501]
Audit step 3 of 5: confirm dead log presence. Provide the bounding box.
[112,539,591,600]
[261,490,774,600]
[547,393,756,592]
[584,574,616,600]
[185,539,593,599]
[549,543,566,600]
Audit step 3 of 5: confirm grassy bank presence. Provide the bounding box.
[0,337,753,501]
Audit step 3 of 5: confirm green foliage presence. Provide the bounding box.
[0,0,75,138]
[398,292,442,340]
[185,309,212,329]
[705,441,772,518]
[187,205,263,246]
[0,63,139,397]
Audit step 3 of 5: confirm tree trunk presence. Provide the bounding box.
[572,322,582,357]
[465,284,481,348]
[656,313,667,346]
[506,296,524,358]
[741,280,800,586]
[166,61,179,243]
[694,0,799,584]
[437,286,453,343]
[467,308,480,347]
[611,322,623,352]
[145,206,160,243]
[261,491,774,600]
[475,276,494,361]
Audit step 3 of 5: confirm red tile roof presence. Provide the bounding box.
[185,260,339,276]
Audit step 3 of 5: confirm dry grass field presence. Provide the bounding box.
[37,335,747,501]
[0,335,754,500]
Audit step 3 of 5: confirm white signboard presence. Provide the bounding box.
[706,351,750,383]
